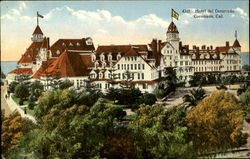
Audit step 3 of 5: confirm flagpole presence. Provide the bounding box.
[37,11,39,26]
[171,9,173,22]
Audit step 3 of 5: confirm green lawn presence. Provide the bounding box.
[12,96,29,105]
[21,107,35,116]
[123,114,136,121]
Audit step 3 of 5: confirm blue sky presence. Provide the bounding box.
[1,1,249,61]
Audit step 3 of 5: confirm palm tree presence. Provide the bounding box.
[183,87,206,108]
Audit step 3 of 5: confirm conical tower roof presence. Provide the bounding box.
[167,22,179,33]
[32,25,43,35]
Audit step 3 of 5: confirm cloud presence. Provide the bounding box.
[233,7,249,22]
[1,1,33,22]
[41,6,169,44]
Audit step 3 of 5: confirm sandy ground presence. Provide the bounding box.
[1,85,12,117]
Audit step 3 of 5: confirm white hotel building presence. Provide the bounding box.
[7,22,242,93]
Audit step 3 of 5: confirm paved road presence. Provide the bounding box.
[1,85,36,123]
[1,86,12,117]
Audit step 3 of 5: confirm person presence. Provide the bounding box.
[24,107,27,114]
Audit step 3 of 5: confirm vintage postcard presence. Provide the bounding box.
[1,0,249,158]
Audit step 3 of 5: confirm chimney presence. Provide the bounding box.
[47,37,50,49]
[202,45,206,50]
[158,40,162,53]
[151,39,157,55]
[193,45,196,49]
[179,41,182,47]
[226,41,229,47]
[210,45,213,50]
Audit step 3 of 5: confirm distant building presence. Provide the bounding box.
[7,22,242,92]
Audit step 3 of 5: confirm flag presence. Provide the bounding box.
[37,12,44,18]
[171,9,179,20]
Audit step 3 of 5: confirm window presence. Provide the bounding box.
[138,73,140,79]
[143,84,147,89]
[131,64,133,70]
[142,64,145,70]
[134,64,137,70]
[138,64,140,70]
[180,61,183,66]
[124,64,126,70]
[127,64,129,70]
[56,50,60,55]
[117,64,120,70]
[121,64,123,70]
[142,73,144,79]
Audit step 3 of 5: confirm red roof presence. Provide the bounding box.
[32,59,56,78]
[33,25,43,35]
[233,39,241,47]
[167,22,179,33]
[18,42,44,64]
[124,47,139,56]
[8,68,33,75]
[43,50,91,77]
[50,39,95,57]
[96,45,148,57]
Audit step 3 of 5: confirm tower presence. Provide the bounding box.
[232,31,241,53]
[166,22,180,49]
[31,25,44,42]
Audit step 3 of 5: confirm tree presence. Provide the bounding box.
[14,82,30,105]
[117,88,142,105]
[8,81,19,93]
[186,90,248,155]
[239,90,250,123]
[58,79,74,90]
[35,89,77,119]
[242,65,250,71]
[100,133,136,159]
[1,112,35,157]
[164,67,178,95]
[1,69,6,78]
[183,87,206,107]
[130,105,193,158]
[138,93,157,105]
[29,80,44,102]
[105,87,121,103]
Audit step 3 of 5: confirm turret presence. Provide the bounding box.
[31,25,44,42]
[166,22,180,52]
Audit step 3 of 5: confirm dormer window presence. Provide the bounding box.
[102,62,106,68]
[62,42,66,46]
[69,42,73,46]
[213,54,217,58]
[117,53,121,60]
[108,53,112,61]
[99,72,103,78]
[56,50,60,55]
[192,54,196,59]
[76,42,80,46]
[101,54,105,61]
[86,38,93,45]
[95,61,99,68]
[200,54,204,59]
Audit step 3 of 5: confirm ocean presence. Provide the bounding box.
[0,53,249,76]
[1,61,18,75]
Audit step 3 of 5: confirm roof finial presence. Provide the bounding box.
[235,30,237,39]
